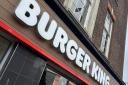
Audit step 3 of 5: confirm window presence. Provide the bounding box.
[39,68,76,85]
[61,0,92,27]
[67,0,91,27]
[100,12,113,57]
[0,36,11,62]
[0,34,13,74]
[60,0,100,38]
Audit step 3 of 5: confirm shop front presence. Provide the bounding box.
[0,0,125,85]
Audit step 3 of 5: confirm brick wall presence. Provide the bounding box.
[92,0,128,78]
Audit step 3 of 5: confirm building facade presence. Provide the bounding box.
[0,0,127,85]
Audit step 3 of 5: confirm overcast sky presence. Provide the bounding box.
[123,17,128,83]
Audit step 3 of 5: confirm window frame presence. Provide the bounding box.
[62,0,100,38]
[68,0,91,25]
[0,29,17,77]
[0,35,11,62]
[100,12,113,57]
[39,67,77,85]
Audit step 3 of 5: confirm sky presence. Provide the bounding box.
[123,17,128,83]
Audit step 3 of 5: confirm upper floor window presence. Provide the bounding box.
[59,0,100,38]
[64,0,92,27]
[100,12,113,57]
[69,0,90,23]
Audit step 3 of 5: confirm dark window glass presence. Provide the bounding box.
[40,68,76,85]
[0,35,11,62]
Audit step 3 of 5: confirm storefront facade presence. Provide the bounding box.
[0,0,126,85]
